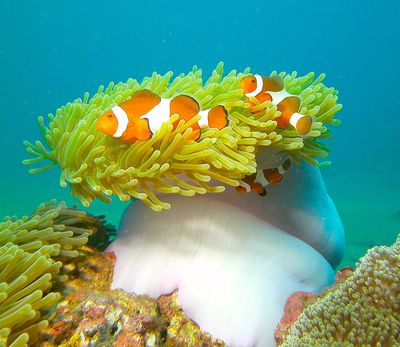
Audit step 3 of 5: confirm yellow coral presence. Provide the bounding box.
[281,234,400,346]
[23,62,341,211]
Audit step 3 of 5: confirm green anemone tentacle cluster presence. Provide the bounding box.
[0,201,106,346]
[23,62,341,211]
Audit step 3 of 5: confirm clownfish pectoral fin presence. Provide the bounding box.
[208,105,229,129]
[170,95,200,122]
[136,118,153,140]
[263,75,284,92]
[131,118,153,141]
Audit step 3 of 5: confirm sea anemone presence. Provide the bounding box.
[23,63,343,346]
[23,62,341,211]
[0,201,111,346]
[280,233,400,346]
[107,161,344,347]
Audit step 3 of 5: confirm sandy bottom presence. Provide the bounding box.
[1,160,399,269]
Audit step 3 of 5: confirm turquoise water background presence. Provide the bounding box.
[0,0,399,266]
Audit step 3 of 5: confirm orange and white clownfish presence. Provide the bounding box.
[235,158,292,196]
[240,74,312,135]
[96,89,229,143]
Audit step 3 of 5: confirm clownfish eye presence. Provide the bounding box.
[251,79,256,83]
[107,113,113,119]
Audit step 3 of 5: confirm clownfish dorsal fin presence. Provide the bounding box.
[262,75,284,92]
[122,89,161,118]
[131,89,160,103]
[170,95,200,122]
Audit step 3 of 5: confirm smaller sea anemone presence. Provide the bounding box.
[0,200,112,346]
[280,233,400,346]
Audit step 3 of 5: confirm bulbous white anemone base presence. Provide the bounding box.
[107,161,344,347]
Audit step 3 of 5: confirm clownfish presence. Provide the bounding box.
[235,158,292,196]
[96,89,228,143]
[240,74,312,135]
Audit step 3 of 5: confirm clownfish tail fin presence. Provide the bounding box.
[289,113,313,135]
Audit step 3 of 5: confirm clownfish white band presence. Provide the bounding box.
[198,109,210,127]
[245,74,264,97]
[268,89,291,105]
[256,168,269,187]
[143,98,171,134]
[112,105,130,138]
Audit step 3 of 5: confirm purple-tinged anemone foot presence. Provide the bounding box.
[107,162,344,347]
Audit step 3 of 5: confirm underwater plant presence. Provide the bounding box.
[22,63,344,346]
[0,201,110,346]
[23,62,341,211]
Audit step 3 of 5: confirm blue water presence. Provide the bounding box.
[0,0,399,266]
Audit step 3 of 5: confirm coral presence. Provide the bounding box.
[23,62,341,211]
[274,291,318,344]
[40,289,164,347]
[275,265,356,344]
[41,290,227,347]
[158,291,226,347]
[39,247,225,347]
[56,245,115,293]
[0,201,112,346]
[279,234,400,346]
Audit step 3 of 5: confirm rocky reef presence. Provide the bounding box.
[2,201,399,346]
[38,246,226,347]
[0,201,114,346]
[36,232,400,347]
